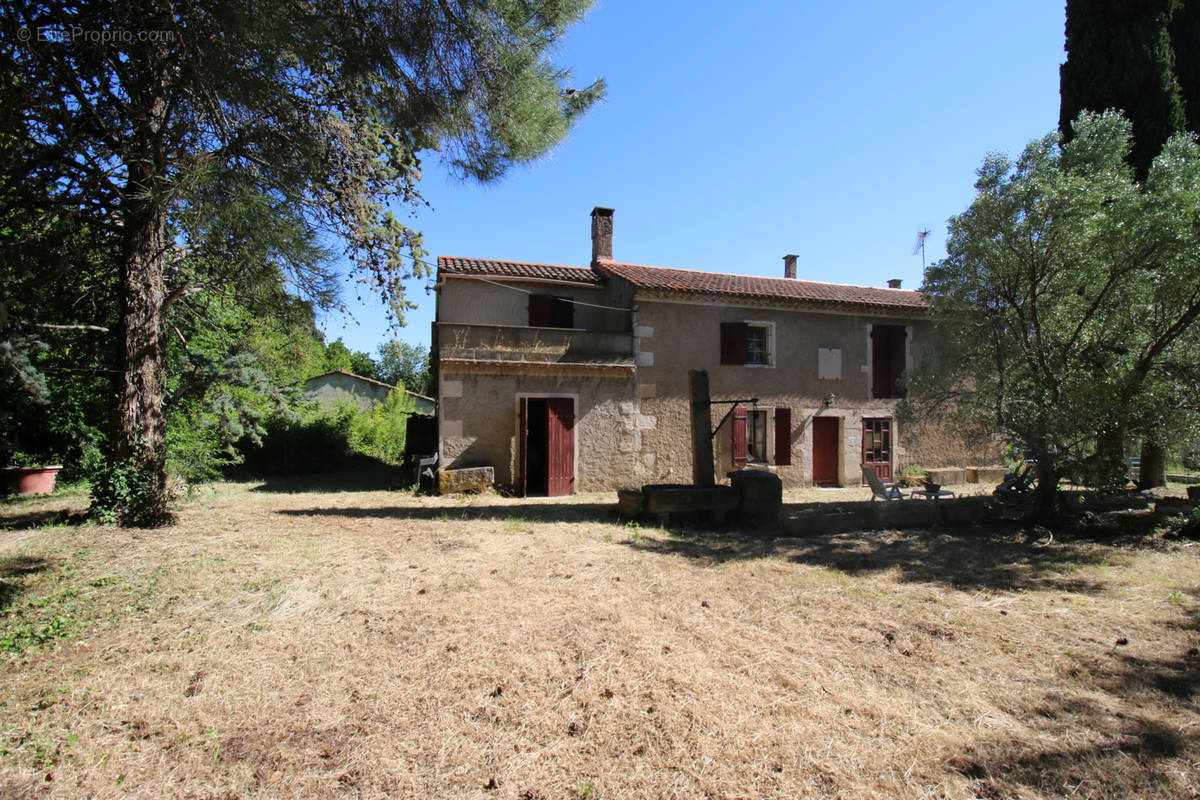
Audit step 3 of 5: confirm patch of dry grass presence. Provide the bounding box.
[2,480,1199,799]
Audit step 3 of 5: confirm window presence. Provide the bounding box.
[747,410,768,463]
[529,295,574,328]
[746,327,768,365]
[871,324,907,398]
[720,321,773,366]
[730,406,791,468]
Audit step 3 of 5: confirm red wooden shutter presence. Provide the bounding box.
[546,398,575,496]
[871,325,907,398]
[731,406,748,468]
[720,322,748,365]
[891,327,907,398]
[774,407,792,465]
[529,294,553,327]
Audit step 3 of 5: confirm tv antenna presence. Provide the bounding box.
[912,228,930,271]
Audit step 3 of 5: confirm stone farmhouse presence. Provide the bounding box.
[433,208,983,496]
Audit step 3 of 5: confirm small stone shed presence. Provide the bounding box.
[303,369,436,415]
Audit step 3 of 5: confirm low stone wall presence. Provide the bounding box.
[966,467,1007,484]
[779,496,994,536]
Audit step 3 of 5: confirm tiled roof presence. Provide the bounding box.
[437,255,928,312]
[438,256,602,284]
[597,261,929,311]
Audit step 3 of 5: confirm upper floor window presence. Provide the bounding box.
[529,294,574,328]
[871,324,907,398]
[720,321,774,366]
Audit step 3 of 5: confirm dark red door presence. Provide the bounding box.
[862,418,893,483]
[812,417,839,486]
[546,398,575,496]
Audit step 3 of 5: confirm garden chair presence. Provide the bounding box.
[993,461,1035,500]
[861,464,906,501]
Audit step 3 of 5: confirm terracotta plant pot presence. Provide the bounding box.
[3,466,63,495]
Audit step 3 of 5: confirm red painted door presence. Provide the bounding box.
[812,417,839,487]
[862,418,893,483]
[546,398,575,496]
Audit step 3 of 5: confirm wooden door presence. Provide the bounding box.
[812,416,839,487]
[862,417,893,483]
[545,398,575,496]
[518,397,530,496]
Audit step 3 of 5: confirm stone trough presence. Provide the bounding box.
[621,470,783,526]
[638,484,740,525]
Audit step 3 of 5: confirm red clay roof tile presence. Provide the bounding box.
[438,256,601,284]
[438,256,928,312]
[597,261,929,311]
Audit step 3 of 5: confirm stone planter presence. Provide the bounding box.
[617,489,644,518]
[3,465,63,495]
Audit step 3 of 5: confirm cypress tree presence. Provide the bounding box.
[1059,0,1187,180]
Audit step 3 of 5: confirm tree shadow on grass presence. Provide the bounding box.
[621,520,1126,594]
[0,555,52,613]
[952,702,1199,799]
[242,460,404,494]
[0,507,88,531]
[950,611,1200,799]
[276,501,626,526]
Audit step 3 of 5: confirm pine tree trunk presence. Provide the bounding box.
[111,167,170,526]
[1140,440,1168,488]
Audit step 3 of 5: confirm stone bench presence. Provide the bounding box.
[437,466,494,495]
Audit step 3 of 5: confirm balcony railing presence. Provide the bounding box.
[437,322,634,364]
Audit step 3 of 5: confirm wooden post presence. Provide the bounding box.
[690,369,714,486]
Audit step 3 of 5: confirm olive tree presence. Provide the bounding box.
[909,112,1200,516]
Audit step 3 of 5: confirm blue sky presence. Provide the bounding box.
[321,0,1067,356]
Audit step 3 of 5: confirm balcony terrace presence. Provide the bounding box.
[436,323,635,373]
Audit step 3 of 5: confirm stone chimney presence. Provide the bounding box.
[887,278,902,289]
[591,207,614,263]
[783,254,798,279]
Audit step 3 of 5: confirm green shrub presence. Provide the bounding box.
[88,445,172,526]
[346,391,412,465]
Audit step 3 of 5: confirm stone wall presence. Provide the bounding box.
[631,299,937,487]
[437,368,638,492]
[898,413,1005,471]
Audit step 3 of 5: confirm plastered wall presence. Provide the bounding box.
[303,374,392,409]
[438,370,640,492]
[438,277,627,333]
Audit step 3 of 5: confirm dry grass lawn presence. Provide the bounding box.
[2,478,1199,799]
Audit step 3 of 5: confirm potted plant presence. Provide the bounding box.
[2,452,64,496]
[899,465,927,488]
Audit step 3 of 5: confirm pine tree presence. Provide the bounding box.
[3,1,603,525]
